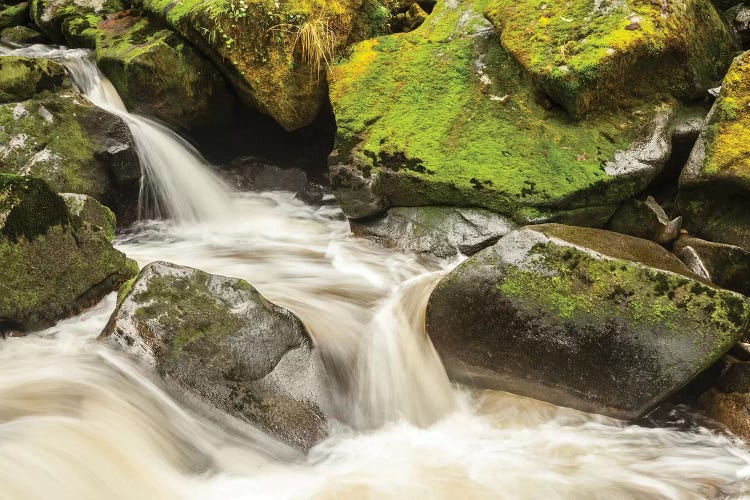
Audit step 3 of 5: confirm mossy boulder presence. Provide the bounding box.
[133,0,365,131]
[699,360,750,440]
[328,0,693,222]
[0,56,69,103]
[350,206,516,258]
[60,192,116,240]
[678,51,750,253]
[0,2,29,31]
[484,0,736,118]
[674,234,750,296]
[426,224,750,419]
[29,2,235,131]
[0,174,138,331]
[100,261,330,451]
[1,24,47,43]
[0,90,141,209]
[606,196,682,245]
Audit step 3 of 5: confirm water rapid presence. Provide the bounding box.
[0,43,749,499]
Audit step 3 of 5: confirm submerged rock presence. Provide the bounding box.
[0,174,138,331]
[426,224,750,420]
[100,261,330,451]
[607,196,682,245]
[328,0,694,222]
[350,206,515,258]
[485,0,735,117]
[678,51,750,253]
[674,234,750,296]
[699,360,750,440]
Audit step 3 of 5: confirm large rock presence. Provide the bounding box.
[699,360,750,440]
[60,192,116,240]
[350,206,516,258]
[30,2,234,132]
[674,234,750,296]
[0,174,138,331]
[485,0,735,117]
[1,24,47,44]
[133,0,365,130]
[0,85,141,209]
[426,224,750,420]
[0,56,69,103]
[678,51,750,253]
[100,261,330,451]
[328,0,699,222]
[725,3,750,49]
[606,196,682,245]
[0,2,29,31]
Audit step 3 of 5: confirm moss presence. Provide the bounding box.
[329,0,677,221]
[0,56,69,103]
[0,25,47,44]
[485,0,736,116]
[0,2,30,31]
[0,173,70,240]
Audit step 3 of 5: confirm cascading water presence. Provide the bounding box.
[1,42,750,499]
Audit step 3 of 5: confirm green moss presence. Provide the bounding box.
[485,0,736,116]
[0,173,69,240]
[0,56,69,103]
[0,2,30,31]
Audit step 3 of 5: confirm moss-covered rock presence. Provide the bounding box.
[485,0,736,118]
[29,2,235,131]
[606,196,682,245]
[0,90,141,208]
[0,24,48,44]
[678,51,750,253]
[426,224,750,419]
[132,0,365,131]
[0,56,69,103]
[60,192,116,240]
[328,0,696,222]
[0,174,138,331]
[100,261,330,451]
[0,2,30,31]
[674,234,750,297]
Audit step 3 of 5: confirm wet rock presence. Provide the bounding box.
[295,182,336,206]
[329,0,685,223]
[673,234,750,296]
[678,51,750,253]
[0,25,47,44]
[607,196,682,245]
[725,3,750,48]
[486,0,735,117]
[223,157,309,193]
[0,2,29,31]
[0,56,69,103]
[426,224,750,420]
[350,206,515,258]
[699,360,750,441]
[0,174,138,331]
[60,192,116,241]
[100,261,330,451]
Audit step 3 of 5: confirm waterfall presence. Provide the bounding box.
[0,43,234,224]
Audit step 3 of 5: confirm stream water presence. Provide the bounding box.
[1,42,750,499]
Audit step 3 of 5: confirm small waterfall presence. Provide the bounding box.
[0,43,234,223]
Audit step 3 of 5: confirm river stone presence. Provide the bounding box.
[0,24,47,44]
[60,192,116,241]
[426,224,750,420]
[677,51,750,253]
[699,360,750,440]
[100,261,330,451]
[725,3,750,48]
[607,196,682,245]
[0,56,69,103]
[328,0,688,222]
[0,174,138,331]
[674,234,750,297]
[0,2,29,31]
[350,206,516,258]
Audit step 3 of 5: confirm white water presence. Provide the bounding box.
[1,43,750,499]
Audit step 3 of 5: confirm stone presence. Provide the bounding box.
[674,234,750,296]
[0,174,138,331]
[100,261,330,451]
[0,25,47,44]
[725,3,750,49]
[350,206,516,258]
[0,2,29,31]
[0,56,69,103]
[699,360,750,441]
[607,196,682,244]
[426,224,750,420]
[60,192,116,240]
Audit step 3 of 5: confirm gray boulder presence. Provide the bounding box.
[607,196,682,245]
[426,224,750,420]
[674,234,750,296]
[100,261,330,451]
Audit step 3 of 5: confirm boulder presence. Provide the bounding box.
[30,2,235,132]
[60,192,116,240]
[0,56,69,103]
[674,234,750,296]
[485,0,735,117]
[699,360,750,440]
[0,2,29,31]
[100,261,330,451]
[426,224,750,420]
[0,86,141,209]
[725,3,750,49]
[0,24,47,44]
[328,0,698,222]
[0,174,138,331]
[350,206,515,258]
[678,51,750,253]
[133,0,365,130]
[606,196,682,245]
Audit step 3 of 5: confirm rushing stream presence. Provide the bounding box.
[1,42,750,499]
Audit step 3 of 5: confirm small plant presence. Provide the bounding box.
[270,13,338,82]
